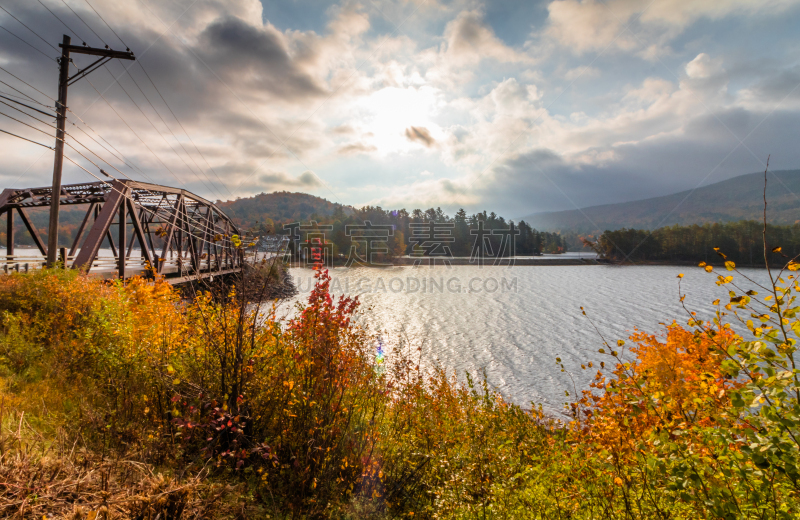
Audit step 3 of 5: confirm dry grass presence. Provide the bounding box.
[0,409,257,520]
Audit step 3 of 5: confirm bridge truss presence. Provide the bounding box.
[0,180,242,283]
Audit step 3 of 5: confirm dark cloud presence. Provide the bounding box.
[405,126,435,147]
[200,16,325,102]
[483,108,800,218]
[750,65,800,102]
[451,12,483,50]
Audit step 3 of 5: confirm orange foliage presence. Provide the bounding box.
[120,274,185,354]
[577,323,741,453]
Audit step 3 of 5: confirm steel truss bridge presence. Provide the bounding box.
[0,180,242,284]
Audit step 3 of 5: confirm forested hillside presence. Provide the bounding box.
[215,191,348,230]
[0,194,569,258]
[593,220,800,264]
[523,170,800,232]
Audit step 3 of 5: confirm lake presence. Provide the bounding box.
[279,263,774,415]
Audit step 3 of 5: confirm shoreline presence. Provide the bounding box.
[287,256,602,267]
[286,257,779,268]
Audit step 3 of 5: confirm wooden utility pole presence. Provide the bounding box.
[47,35,70,267]
[46,35,134,266]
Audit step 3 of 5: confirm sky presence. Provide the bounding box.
[1,0,799,220]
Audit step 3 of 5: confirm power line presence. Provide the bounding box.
[56,64,162,186]
[114,63,226,198]
[0,107,107,176]
[0,80,52,108]
[0,98,133,181]
[70,120,138,173]
[0,1,235,248]
[56,77,152,180]
[36,0,86,44]
[31,0,209,203]
[0,108,54,138]
[103,64,222,198]
[136,62,232,196]
[0,127,53,148]
[0,65,56,102]
[0,99,54,127]
[0,120,238,255]
[0,89,51,108]
[1,62,155,186]
[82,0,128,51]
[57,60,190,189]
[0,24,57,62]
[65,110,155,182]
[1,91,139,184]
[0,94,57,118]
[63,150,102,177]
[59,0,107,47]
[0,118,113,184]
[0,120,232,248]
[78,0,231,196]
[0,0,230,248]
[1,90,164,208]
[0,4,59,53]
[81,72,191,190]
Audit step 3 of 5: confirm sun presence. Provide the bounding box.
[357,85,442,155]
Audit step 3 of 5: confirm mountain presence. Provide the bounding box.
[215,191,350,230]
[521,169,800,233]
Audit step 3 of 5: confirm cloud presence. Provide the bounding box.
[337,142,378,155]
[390,107,800,219]
[199,16,326,101]
[259,170,323,189]
[0,0,799,220]
[685,53,723,79]
[480,109,800,218]
[370,177,478,209]
[405,126,436,147]
[545,0,636,54]
[543,0,800,55]
[442,10,533,67]
[332,124,355,135]
[564,66,601,82]
[739,65,800,110]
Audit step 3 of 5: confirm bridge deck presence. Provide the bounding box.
[0,253,238,284]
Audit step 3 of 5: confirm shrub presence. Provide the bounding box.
[2,259,800,518]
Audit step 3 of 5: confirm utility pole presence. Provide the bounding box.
[46,35,134,266]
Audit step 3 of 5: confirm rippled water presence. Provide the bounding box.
[1,247,774,413]
[277,264,775,415]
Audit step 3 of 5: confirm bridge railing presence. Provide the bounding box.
[0,254,239,278]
